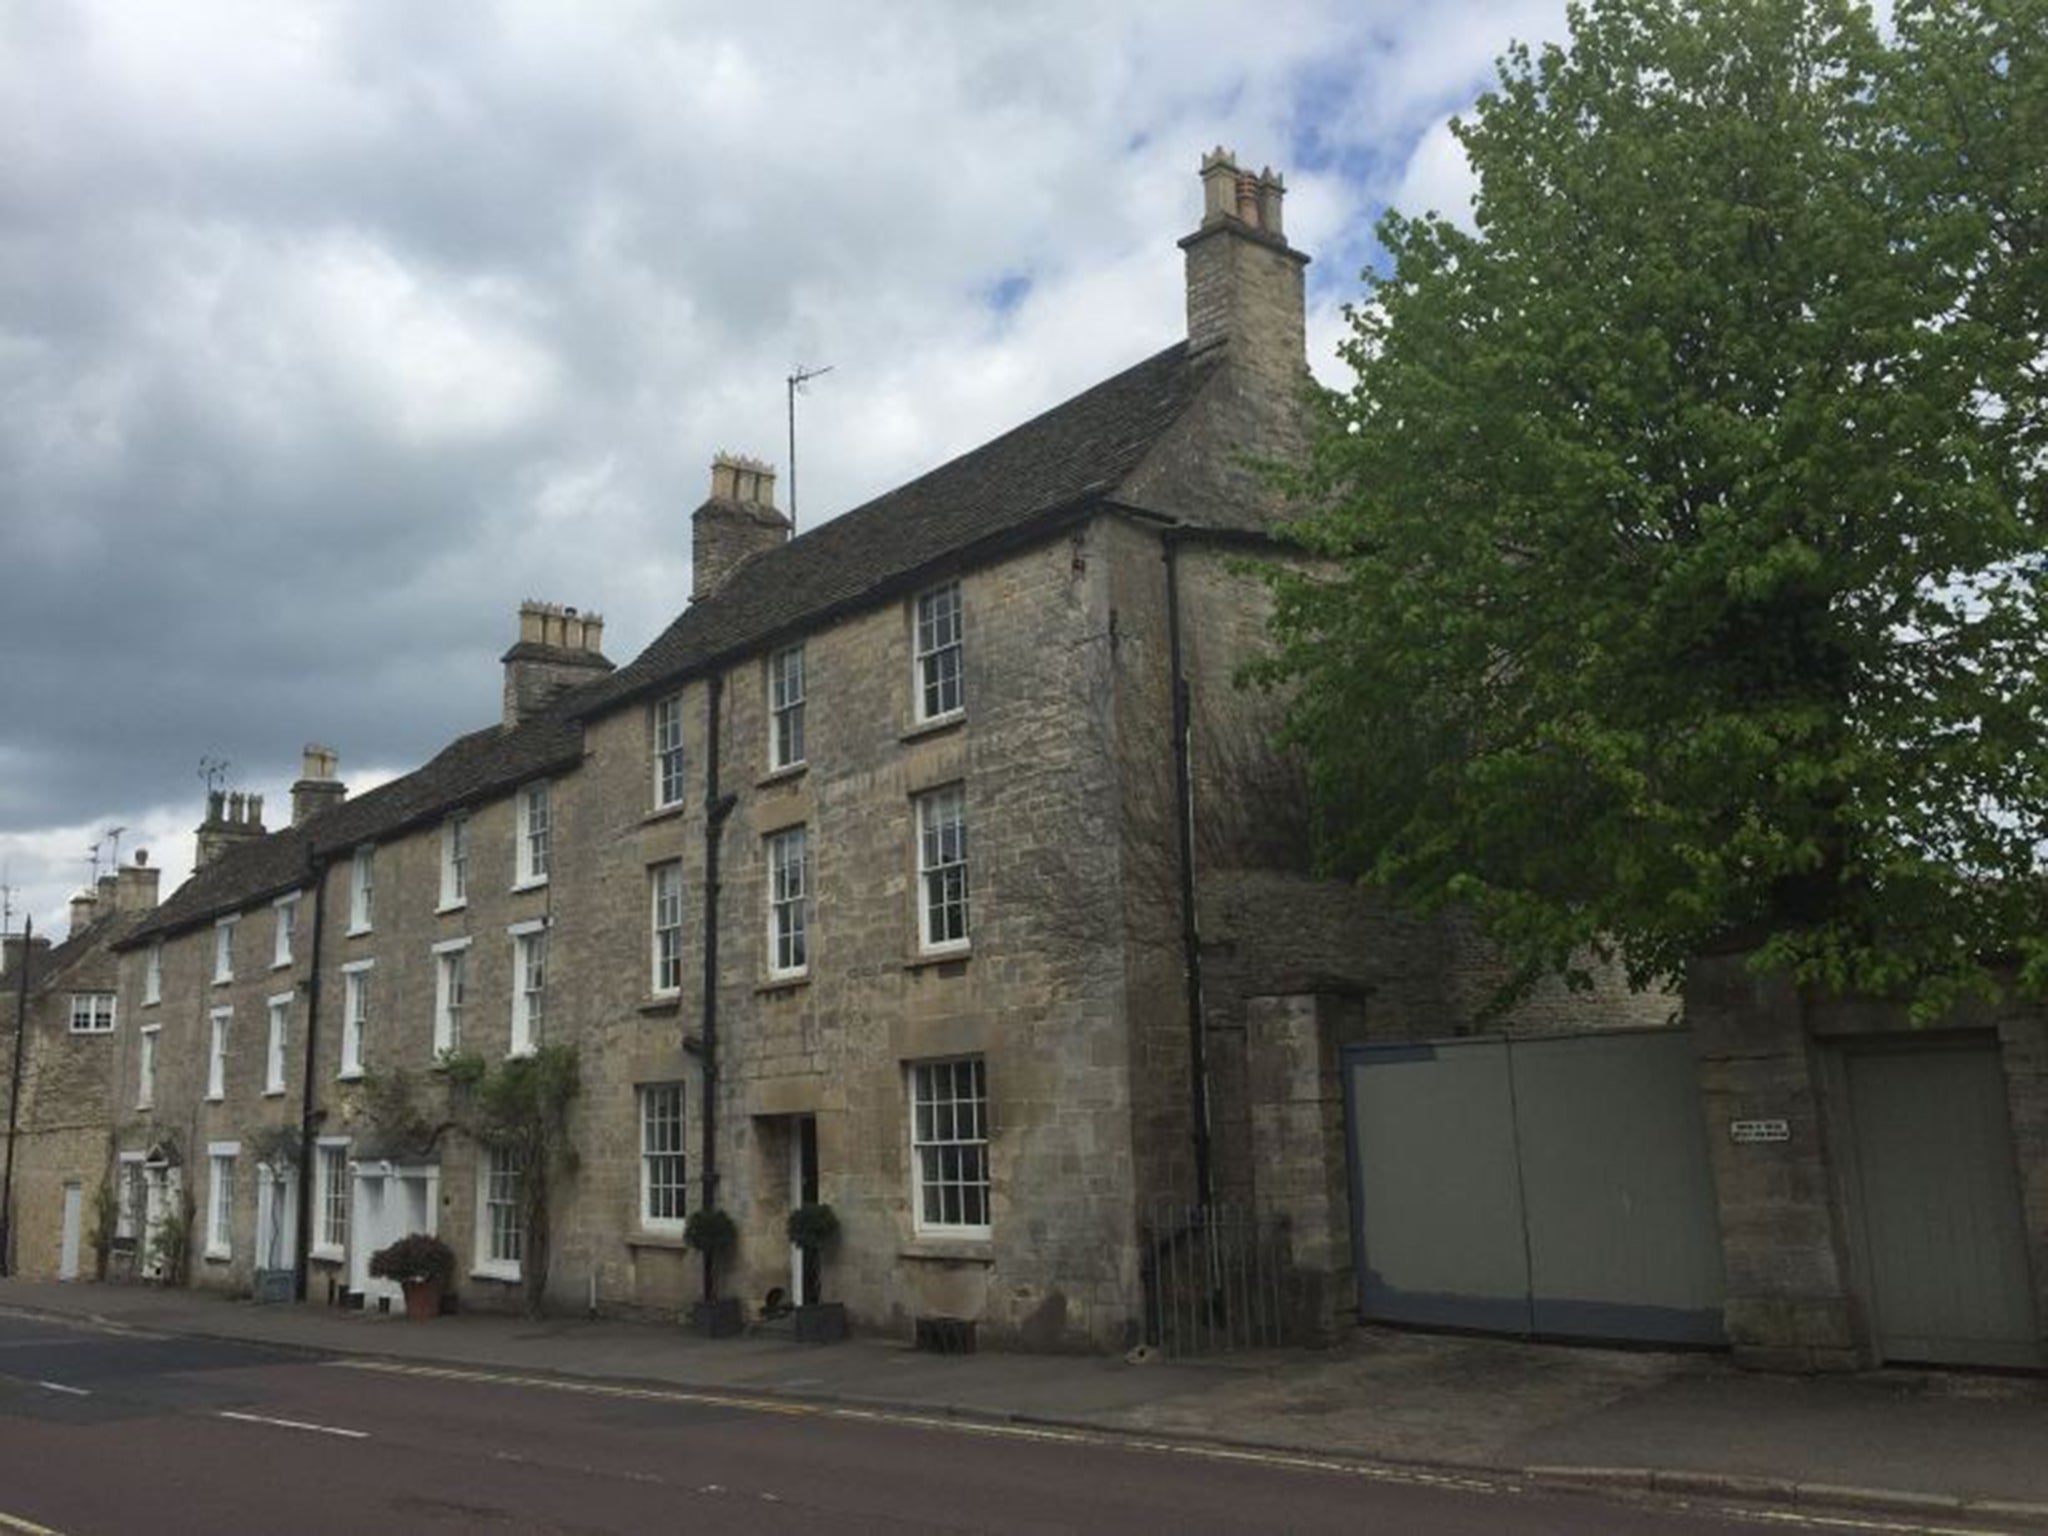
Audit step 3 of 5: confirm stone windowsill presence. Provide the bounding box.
[470,1265,521,1285]
[756,974,809,997]
[271,959,293,972]
[903,948,970,974]
[755,763,808,789]
[510,877,549,895]
[262,1087,285,1099]
[642,803,688,826]
[345,925,372,939]
[625,1233,689,1252]
[900,712,966,745]
[898,1238,994,1265]
[435,900,468,916]
[336,1068,364,1083]
[638,996,682,1017]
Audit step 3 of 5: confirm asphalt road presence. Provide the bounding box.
[0,1311,2003,1534]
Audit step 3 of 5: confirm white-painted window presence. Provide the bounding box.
[273,893,298,969]
[654,694,686,809]
[265,993,290,1095]
[639,1083,686,1234]
[767,827,809,976]
[136,1026,159,1109]
[909,1057,990,1237]
[433,938,471,1056]
[770,645,806,770]
[440,814,469,910]
[477,1146,522,1279]
[206,1144,239,1261]
[516,782,551,887]
[68,993,116,1033]
[313,1141,349,1259]
[206,1007,231,1101]
[349,847,375,933]
[213,915,237,983]
[650,863,684,995]
[914,582,964,721]
[509,924,546,1056]
[915,785,970,952]
[340,962,372,1078]
[144,942,162,1006]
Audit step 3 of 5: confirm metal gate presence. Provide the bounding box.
[1344,1029,1725,1345]
[1139,1199,1288,1355]
[1841,1039,2042,1369]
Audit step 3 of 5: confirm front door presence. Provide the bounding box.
[789,1116,819,1306]
[349,1163,439,1307]
[58,1182,82,1280]
[254,1164,299,1273]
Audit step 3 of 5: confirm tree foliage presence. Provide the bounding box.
[1263,0,2048,1013]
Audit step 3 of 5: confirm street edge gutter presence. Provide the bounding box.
[1522,1463,2048,1525]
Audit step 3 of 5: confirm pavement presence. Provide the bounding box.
[3,1277,2045,1528]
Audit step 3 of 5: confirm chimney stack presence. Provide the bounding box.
[501,600,614,727]
[195,783,269,870]
[692,452,790,602]
[115,850,161,915]
[291,744,348,826]
[1181,148,1307,367]
[0,932,51,979]
[68,886,99,938]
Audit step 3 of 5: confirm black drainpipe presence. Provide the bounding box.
[292,862,327,1302]
[1163,533,1213,1208]
[699,673,737,1301]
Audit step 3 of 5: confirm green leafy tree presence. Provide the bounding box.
[1264,0,2047,1014]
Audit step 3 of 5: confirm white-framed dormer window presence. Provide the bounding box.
[653,694,686,810]
[476,1145,523,1281]
[432,937,471,1056]
[144,941,162,1006]
[206,1142,239,1261]
[909,1056,990,1238]
[439,814,469,911]
[769,645,806,770]
[273,892,299,969]
[206,1006,231,1101]
[339,960,373,1079]
[137,1025,159,1109]
[650,863,683,996]
[265,992,291,1096]
[213,915,237,984]
[515,782,551,888]
[914,581,964,722]
[639,1083,686,1235]
[509,921,547,1056]
[349,847,375,934]
[915,784,970,953]
[68,993,116,1033]
[767,827,809,977]
[312,1138,350,1260]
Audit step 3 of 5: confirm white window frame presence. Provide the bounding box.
[206,1006,231,1101]
[915,784,970,953]
[144,942,162,1006]
[264,992,291,1096]
[475,1146,523,1280]
[213,914,237,984]
[206,1142,239,1261]
[515,782,551,889]
[339,960,373,1079]
[115,1151,145,1239]
[653,694,686,809]
[432,937,471,1056]
[638,1083,687,1235]
[767,827,809,977]
[439,813,470,911]
[914,582,964,723]
[349,846,375,934]
[650,863,684,996]
[909,1057,991,1239]
[272,892,299,969]
[68,993,117,1033]
[769,645,806,771]
[508,920,547,1057]
[312,1138,349,1260]
[136,1025,159,1110]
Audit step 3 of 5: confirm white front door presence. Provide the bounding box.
[254,1164,299,1272]
[58,1182,83,1281]
[348,1163,439,1307]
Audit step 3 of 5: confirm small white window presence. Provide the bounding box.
[477,1146,523,1279]
[265,994,290,1095]
[915,785,970,952]
[767,827,809,977]
[313,1141,349,1259]
[340,962,372,1079]
[653,694,686,809]
[516,783,551,887]
[213,915,237,983]
[432,939,471,1056]
[206,1145,239,1261]
[639,1083,687,1234]
[769,645,806,770]
[650,863,684,995]
[273,893,299,969]
[349,847,375,934]
[440,814,470,910]
[909,1057,990,1237]
[144,942,162,1006]
[68,993,117,1033]
[206,1007,231,1101]
[914,582,964,722]
[509,924,546,1056]
[137,1026,159,1109]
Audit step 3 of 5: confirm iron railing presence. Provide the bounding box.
[1139,1199,1289,1355]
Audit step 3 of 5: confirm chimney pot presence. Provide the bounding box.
[503,597,614,726]
[292,744,348,826]
[693,454,790,602]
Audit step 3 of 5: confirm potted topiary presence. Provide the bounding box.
[683,1208,743,1338]
[786,1203,846,1344]
[369,1233,456,1321]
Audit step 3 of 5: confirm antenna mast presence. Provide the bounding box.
[786,364,834,534]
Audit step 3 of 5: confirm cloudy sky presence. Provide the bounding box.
[0,0,1569,936]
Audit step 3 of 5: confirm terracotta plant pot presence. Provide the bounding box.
[401,1278,444,1321]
